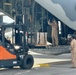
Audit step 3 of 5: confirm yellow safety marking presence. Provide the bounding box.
[33,64,40,68]
[33,63,50,68]
[39,63,50,67]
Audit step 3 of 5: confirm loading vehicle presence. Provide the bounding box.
[0,23,34,69]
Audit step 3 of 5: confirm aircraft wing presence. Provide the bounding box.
[35,0,76,30]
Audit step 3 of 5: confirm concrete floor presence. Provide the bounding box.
[0,51,75,75]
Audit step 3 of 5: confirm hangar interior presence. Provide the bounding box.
[0,0,75,47]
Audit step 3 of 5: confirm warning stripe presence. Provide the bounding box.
[33,60,71,68]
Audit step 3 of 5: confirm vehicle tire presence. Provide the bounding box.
[20,54,34,69]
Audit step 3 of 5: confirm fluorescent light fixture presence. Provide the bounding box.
[0,12,4,15]
[3,16,14,23]
[4,3,12,5]
[0,12,14,23]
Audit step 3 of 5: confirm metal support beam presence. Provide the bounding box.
[41,7,44,32]
[32,1,35,31]
[0,16,3,23]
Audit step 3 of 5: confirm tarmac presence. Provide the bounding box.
[29,50,71,68]
[28,50,76,75]
[0,50,75,75]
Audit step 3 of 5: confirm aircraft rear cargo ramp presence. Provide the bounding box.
[35,0,76,30]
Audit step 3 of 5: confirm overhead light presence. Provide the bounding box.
[4,3,12,5]
[0,12,4,15]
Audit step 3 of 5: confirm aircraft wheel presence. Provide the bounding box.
[20,54,34,69]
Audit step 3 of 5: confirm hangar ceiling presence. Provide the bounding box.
[0,0,33,18]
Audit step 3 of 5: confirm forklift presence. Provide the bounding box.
[0,23,34,69]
